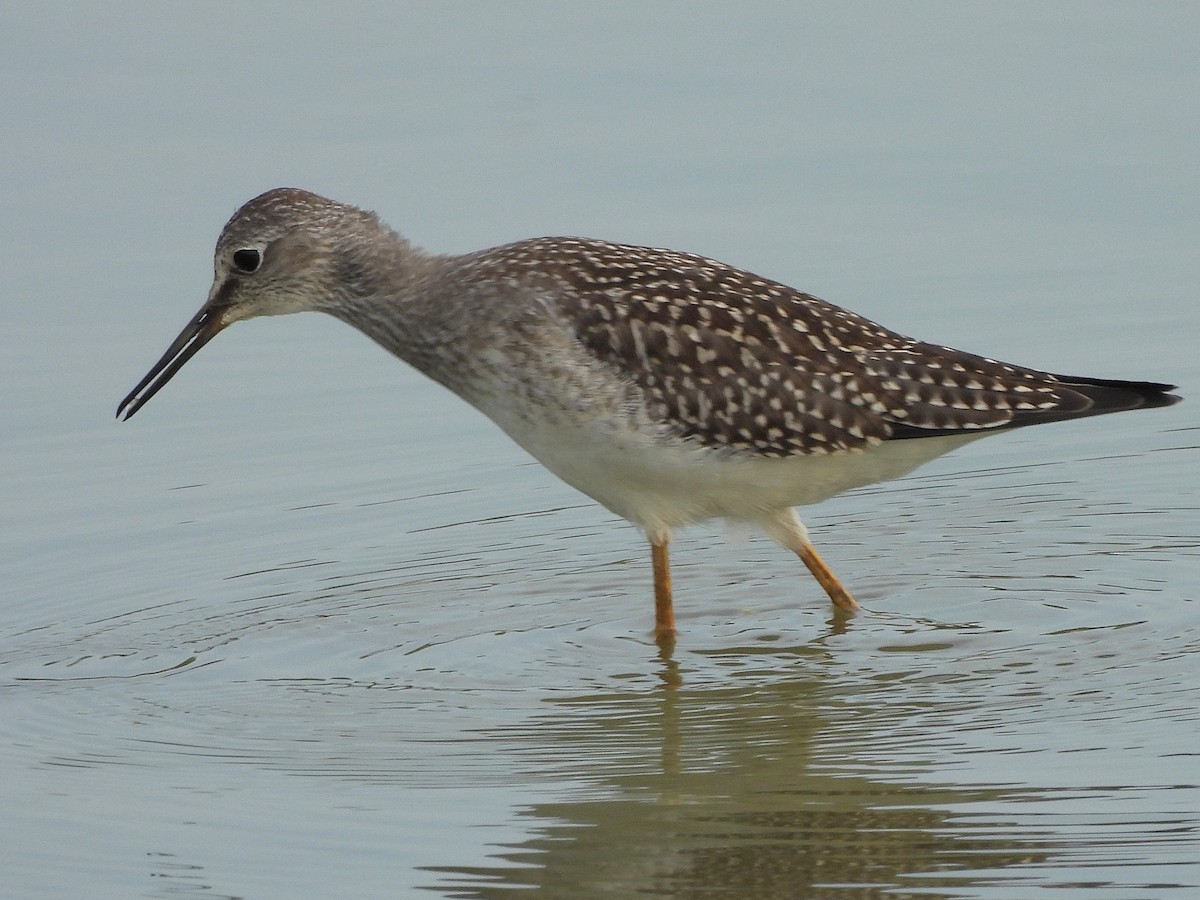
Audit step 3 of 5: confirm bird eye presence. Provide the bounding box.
[232,248,262,273]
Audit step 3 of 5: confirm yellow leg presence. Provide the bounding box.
[796,542,860,612]
[651,539,676,646]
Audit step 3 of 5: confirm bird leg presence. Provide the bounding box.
[760,509,860,613]
[795,542,859,612]
[650,539,676,645]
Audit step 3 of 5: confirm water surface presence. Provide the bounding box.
[2,3,1198,898]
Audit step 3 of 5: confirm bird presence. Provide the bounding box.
[117,188,1179,646]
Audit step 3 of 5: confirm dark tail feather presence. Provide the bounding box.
[1052,375,1181,415]
[888,375,1180,440]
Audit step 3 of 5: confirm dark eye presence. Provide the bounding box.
[232,248,262,273]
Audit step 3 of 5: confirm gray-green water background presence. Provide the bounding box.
[3,3,1198,897]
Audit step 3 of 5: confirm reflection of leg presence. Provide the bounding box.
[651,539,676,645]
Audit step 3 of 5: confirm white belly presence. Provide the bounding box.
[483,394,980,538]
[460,327,981,541]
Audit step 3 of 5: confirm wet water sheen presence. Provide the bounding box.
[3,3,1199,898]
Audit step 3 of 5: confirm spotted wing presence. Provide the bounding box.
[505,238,1174,455]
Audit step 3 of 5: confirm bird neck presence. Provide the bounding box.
[324,242,478,391]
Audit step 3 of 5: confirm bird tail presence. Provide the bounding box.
[1050,375,1181,415]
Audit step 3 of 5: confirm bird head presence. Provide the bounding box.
[116,188,380,420]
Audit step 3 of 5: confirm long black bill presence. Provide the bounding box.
[116,303,229,420]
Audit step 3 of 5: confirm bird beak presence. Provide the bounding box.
[116,282,234,421]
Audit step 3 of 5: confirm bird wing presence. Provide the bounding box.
[493,238,1170,455]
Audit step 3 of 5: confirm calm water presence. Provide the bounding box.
[3,4,1198,898]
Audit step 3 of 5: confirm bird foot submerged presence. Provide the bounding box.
[795,543,860,612]
[649,535,858,652]
[651,540,675,648]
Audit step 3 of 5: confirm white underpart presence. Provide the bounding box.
[467,340,981,550]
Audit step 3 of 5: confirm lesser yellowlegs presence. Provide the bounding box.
[117,188,1179,644]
